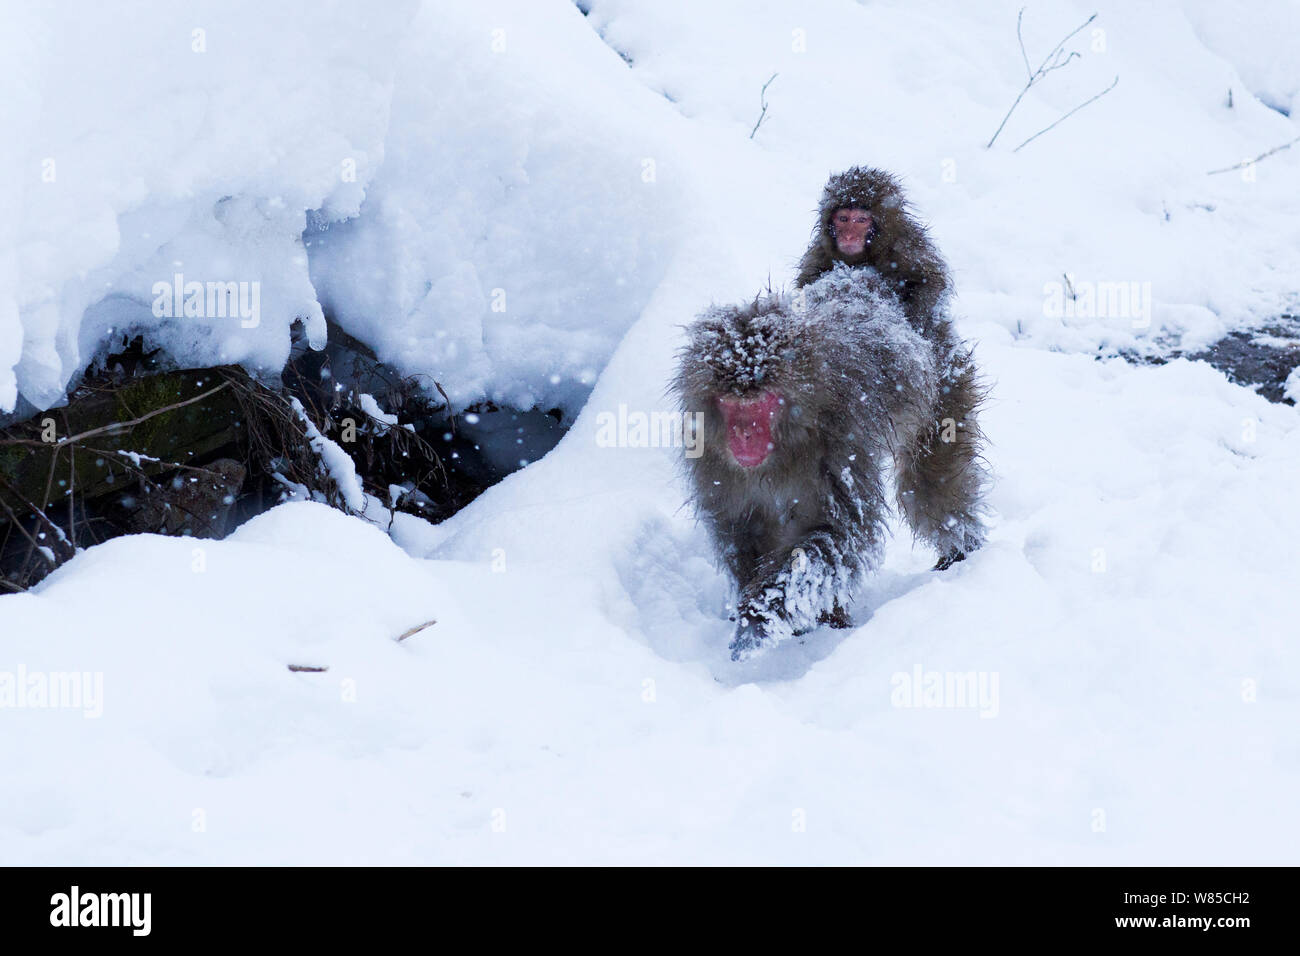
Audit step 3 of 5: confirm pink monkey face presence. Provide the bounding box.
[832,207,873,255]
[717,391,782,467]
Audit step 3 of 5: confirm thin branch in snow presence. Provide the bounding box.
[66,415,77,552]
[1014,74,1119,152]
[0,485,57,568]
[750,73,778,139]
[1207,134,1300,175]
[987,10,1101,149]
[396,619,438,642]
[0,472,74,569]
[0,381,233,449]
[1016,8,1032,80]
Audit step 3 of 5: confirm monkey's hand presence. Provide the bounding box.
[729,588,795,662]
[730,533,861,660]
[933,530,985,571]
[933,547,966,571]
[817,603,853,629]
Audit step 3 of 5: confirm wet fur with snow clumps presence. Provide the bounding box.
[795,165,950,336]
[673,266,986,660]
[799,166,988,565]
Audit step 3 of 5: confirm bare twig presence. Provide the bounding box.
[1016,8,1032,80]
[1014,74,1119,152]
[0,473,73,570]
[90,448,228,480]
[23,445,66,575]
[63,410,77,553]
[749,73,778,139]
[1029,11,1096,79]
[287,663,329,673]
[0,381,232,449]
[1207,134,1300,175]
[1040,49,1081,78]
[987,10,1101,149]
[431,379,452,411]
[396,619,437,642]
[0,490,53,565]
[82,446,233,528]
[67,439,76,552]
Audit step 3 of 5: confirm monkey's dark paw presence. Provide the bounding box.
[933,548,966,571]
[934,532,983,570]
[816,604,852,629]
[728,621,763,662]
[729,608,773,661]
[728,602,792,662]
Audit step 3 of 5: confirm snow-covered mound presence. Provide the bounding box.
[4,0,417,415]
[307,0,684,412]
[1184,0,1300,117]
[4,342,1298,864]
[4,0,687,419]
[2,0,1299,864]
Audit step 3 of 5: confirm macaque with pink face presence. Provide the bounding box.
[830,207,873,257]
[794,166,951,336]
[716,392,783,468]
[672,167,990,660]
[673,277,984,661]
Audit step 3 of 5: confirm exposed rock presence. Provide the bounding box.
[1,330,571,591]
[1121,313,1300,405]
[119,458,247,538]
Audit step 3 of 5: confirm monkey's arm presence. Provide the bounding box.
[729,524,872,661]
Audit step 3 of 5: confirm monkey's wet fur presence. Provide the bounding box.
[674,169,987,661]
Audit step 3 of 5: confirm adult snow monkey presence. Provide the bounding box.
[674,269,985,661]
[795,166,988,569]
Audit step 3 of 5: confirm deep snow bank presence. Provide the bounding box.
[307,0,687,412]
[5,0,417,415]
[5,0,690,419]
[4,339,1298,864]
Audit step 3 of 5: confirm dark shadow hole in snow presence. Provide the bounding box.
[288,316,571,516]
[0,322,571,590]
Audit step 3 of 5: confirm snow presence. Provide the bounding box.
[7,0,1298,417]
[356,393,398,430]
[286,397,368,513]
[2,0,1299,863]
[306,0,683,413]
[5,0,415,415]
[1183,0,1300,116]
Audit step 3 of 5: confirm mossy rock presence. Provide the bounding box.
[1,368,245,518]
